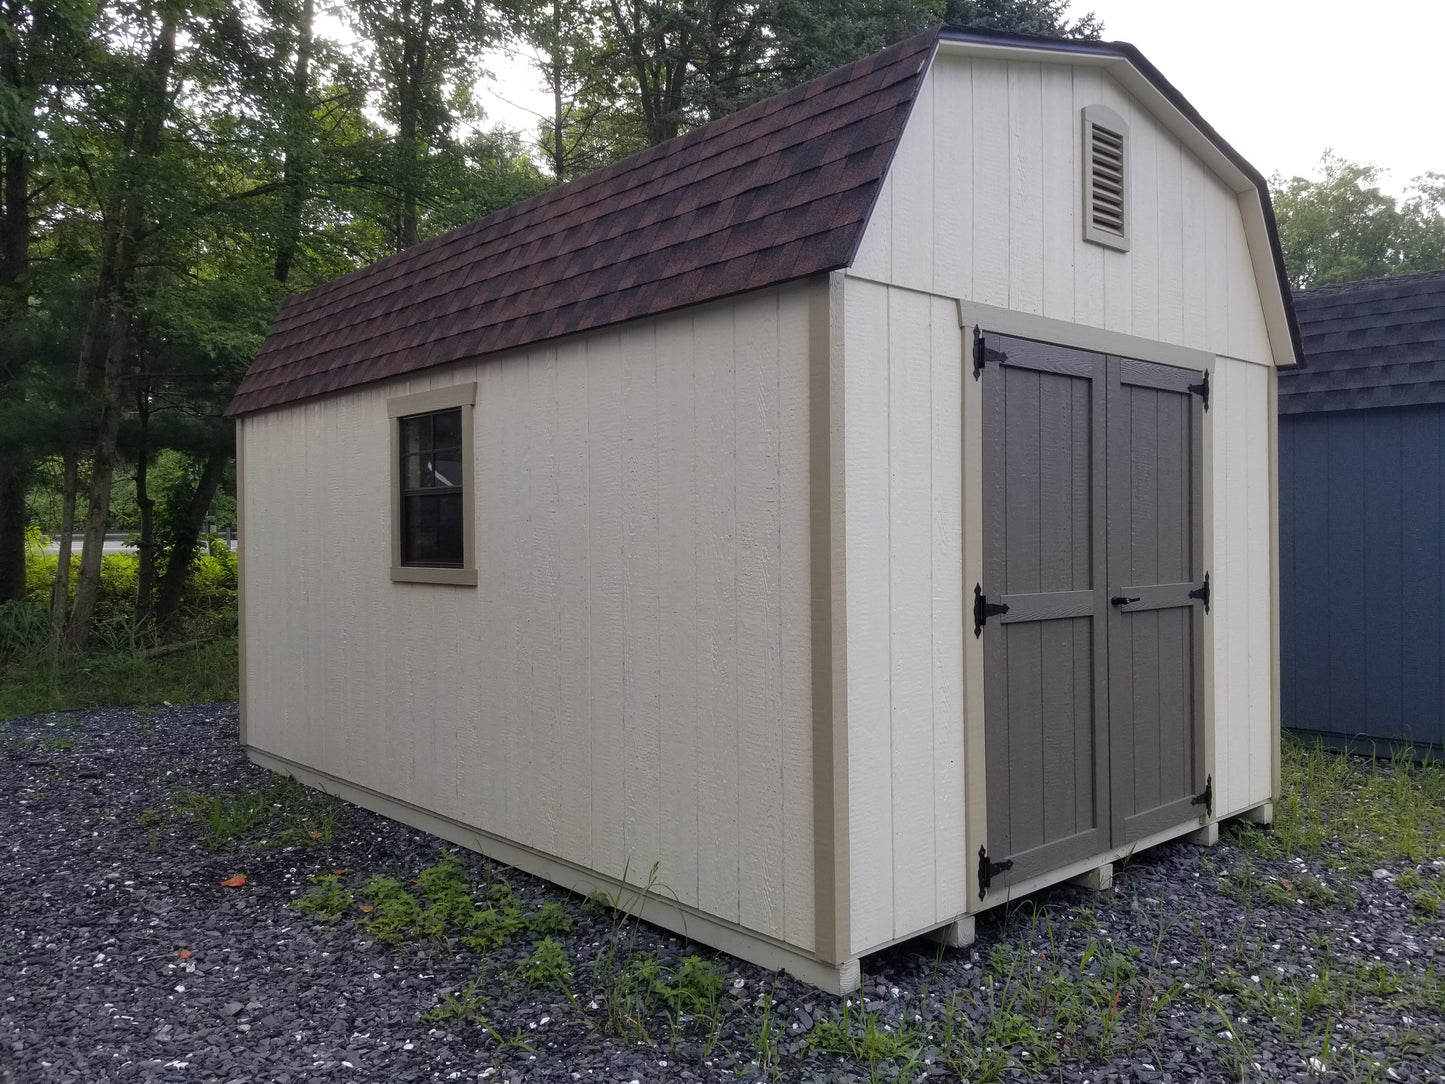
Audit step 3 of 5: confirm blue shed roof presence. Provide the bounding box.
[1280,269,1445,415]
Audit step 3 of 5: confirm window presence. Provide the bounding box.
[388,382,477,585]
[1082,105,1129,252]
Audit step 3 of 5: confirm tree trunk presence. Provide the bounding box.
[152,450,228,631]
[0,23,32,602]
[272,0,315,285]
[0,462,26,602]
[49,450,77,641]
[66,316,131,646]
[133,386,154,623]
[551,1,565,181]
[64,9,178,648]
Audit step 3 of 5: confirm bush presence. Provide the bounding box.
[0,529,240,718]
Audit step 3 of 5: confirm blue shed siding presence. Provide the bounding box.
[1280,405,1445,750]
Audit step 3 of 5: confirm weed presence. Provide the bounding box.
[424,974,489,1023]
[656,955,727,1017]
[360,874,442,947]
[529,899,573,935]
[292,874,354,921]
[1207,1002,1257,1081]
[807,999,924,1067]
[137,808,164,828]
[749,983,785,1081]
[520,936,574,997]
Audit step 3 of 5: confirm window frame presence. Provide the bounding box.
[388,382,478,585]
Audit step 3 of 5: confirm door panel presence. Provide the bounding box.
[981,336,1206,893]
[1107,357,1206,843]
[983,338,1109,890]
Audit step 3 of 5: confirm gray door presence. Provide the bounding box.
[981,339,1111,888]
[1106,357,1206,844]
[980,335,1205,896]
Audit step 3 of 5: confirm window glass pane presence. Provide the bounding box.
[435,492,463,565]
[432,409,462,450]
[432,453,462,489]
[403,452,425,490]
[401,492,463,566]
[401,415,429,456]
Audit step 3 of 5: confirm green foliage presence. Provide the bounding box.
[292,873,356,921]
[160,775,340,852]
[1271,152,1445,289]
[0,635,237,719]
[424,974,491,1023]
[806,999,925,1068]
[656,954,727,1016]
[520,936,574,993]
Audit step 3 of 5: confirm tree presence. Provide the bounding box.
[526,0,1102,162]
[1271,152,1445,290]
[348,0,498,250]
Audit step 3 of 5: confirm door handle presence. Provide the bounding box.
[1110,595,1139,607]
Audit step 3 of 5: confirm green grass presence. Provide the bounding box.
[0,635,238,720]
[161,775,341,852]
[0,543,238,720]
[1227,738,1445,871]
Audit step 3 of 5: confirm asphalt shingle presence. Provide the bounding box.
[1280,270,1445,414]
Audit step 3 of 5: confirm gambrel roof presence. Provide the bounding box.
[230,26,1300,416]
[1280,270,1445,414]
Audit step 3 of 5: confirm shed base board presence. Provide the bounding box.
[925,917,977,949]
[972,817,1212,915]
[247,748,863,995]
[1238,801,1273,826]
[1069,862,1114,892]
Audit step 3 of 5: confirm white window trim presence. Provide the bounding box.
[388,382,478,585]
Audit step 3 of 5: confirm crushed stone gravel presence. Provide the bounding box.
[2,703,1442,1083]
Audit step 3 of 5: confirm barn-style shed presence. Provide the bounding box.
[1280,270,1445,753]
[230,26,1301,993]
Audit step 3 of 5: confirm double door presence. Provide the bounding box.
[979,334,1208,897]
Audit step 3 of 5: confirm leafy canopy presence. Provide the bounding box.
[1271,152,1445,290]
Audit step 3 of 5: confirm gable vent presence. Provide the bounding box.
[1083,105,1129,251]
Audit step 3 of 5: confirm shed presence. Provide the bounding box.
[229,26,1301,993]
[1279,269,1445,753]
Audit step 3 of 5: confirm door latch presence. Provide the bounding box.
[1110,595,1140,607]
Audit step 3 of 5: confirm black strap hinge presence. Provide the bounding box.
[1191,774,1213,818]
[1188,571,1211,613]
[978,844,1013,900]
[973,583,1009,637]
[1188,371,1210,410]
[972,325,1007,380]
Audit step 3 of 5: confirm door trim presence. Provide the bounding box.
[957,299,1216,375]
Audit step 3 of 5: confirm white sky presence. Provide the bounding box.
[477,1,1443,198]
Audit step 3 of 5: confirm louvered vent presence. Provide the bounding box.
[1082,105,1129,251]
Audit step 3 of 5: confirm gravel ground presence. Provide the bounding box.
[2,703,1443,1084]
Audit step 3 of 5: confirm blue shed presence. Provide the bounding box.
[1279,269,1445,753]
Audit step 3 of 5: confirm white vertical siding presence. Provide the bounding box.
[1211,356,1276,815]
[844,277,968,955]
[241,283,817,953]
[850,55,1278,367]
[842,50,1282,949]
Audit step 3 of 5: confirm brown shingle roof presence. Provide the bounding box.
[228,30,937,415]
